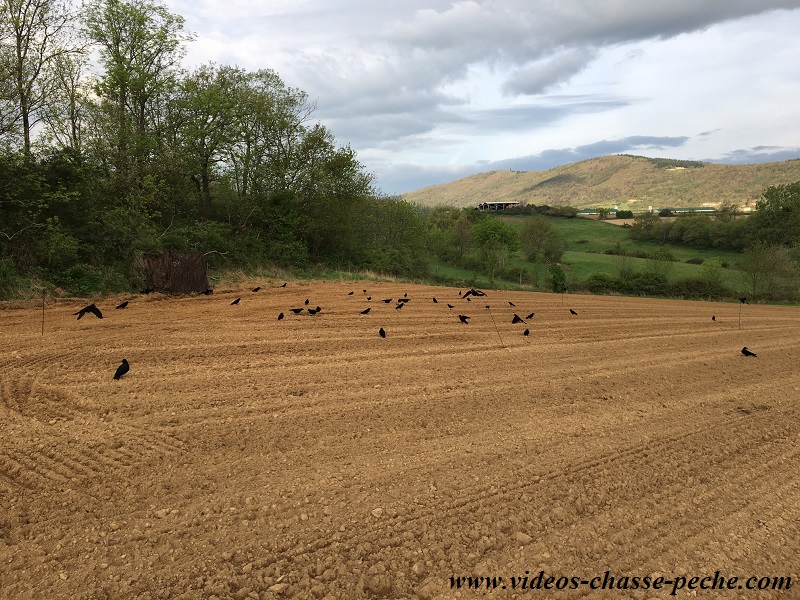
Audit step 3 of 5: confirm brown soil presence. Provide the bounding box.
[2,283,799,599]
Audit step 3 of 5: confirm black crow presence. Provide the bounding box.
[398,298,410,303]
[395,302,404,309]
[447,304,454,309]
[202,288,214,295]
[278,312,284,320]
[290,308,304,314]
[739,297,748,304]
[741,347,757,357]
[367,297,372,301]
[463,288,487,298]
[458,315,470,324]
[363,289,367,293]
[526,312,535,320]
[523,329,530,336]
[569,309,578,315]
[512,314,525,324]
[280,282,287,287]
[305,298,310,305]
[113,359,129,380]
[116,301,129,309]
[404,292,408,297]
[75,304,103,320]
[361,308,371,314]
[315,306,321,312]
[432,297,438,303]
[379,327,386,338]
[382,298,392,303]
[230,298,240,305]
[348,291,354,295]
[252,287,261,292]
[466,297,471,302]
[508,301,515,307]
[307,308,319,315]
[712,315,716,321]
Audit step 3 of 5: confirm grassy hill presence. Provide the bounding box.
[402,154,800,210]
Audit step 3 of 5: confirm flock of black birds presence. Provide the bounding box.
[70,282,760,381]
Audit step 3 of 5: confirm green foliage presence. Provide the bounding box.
[519,216,565,263]
[549,263,566,293]
[616,210,634,219]
[750,181,800,246]
[470,218,519,284]
[738,241,797,301]
[646,157,705,169]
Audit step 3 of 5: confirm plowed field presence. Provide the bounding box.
[1,282,799,599]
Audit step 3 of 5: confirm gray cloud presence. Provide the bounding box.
[708,147,800,164]
[502,48,598,96]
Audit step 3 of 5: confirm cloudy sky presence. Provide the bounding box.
[164,0,800,195]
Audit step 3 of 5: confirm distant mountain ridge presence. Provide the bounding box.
[401,155,800,210]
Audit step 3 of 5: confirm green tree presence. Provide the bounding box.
[750,181,800,246]
[84,0,192,185]
[470,217,518,284]
[738,241,796,300]
[169,63,246,214]
[549,263,566,293]
[519,216,564,263]
[0,0,79,155]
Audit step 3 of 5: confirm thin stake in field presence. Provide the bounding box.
[41,290,45,336]
[485,305,505,348]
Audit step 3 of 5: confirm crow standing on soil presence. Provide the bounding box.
[252,287,261,292]
[305,298,310,305]
[523,329,530,337]
[113,359,129,380]
[382,298,392,303]
[290,308,304,314]
[512,314,526,324]
[741,347,758,357]
[526,312,535,320]
[432,297,438,303]
[361,308,371,314]
[75,304,103,320]
[447,304,454,309]
[116,301,129,309]
[458,315,470,324]
[202,289,214,295]
[508,301,515,307]
[569,309,578,315]
[278,312,284,320]
[379,327,386,338]
[279,282,287,287]
[712,315,716,321]
[395,302,404,310]
[348,291,354,295]
[230,298,240,305]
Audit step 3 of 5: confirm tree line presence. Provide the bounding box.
[1,0,431,296]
